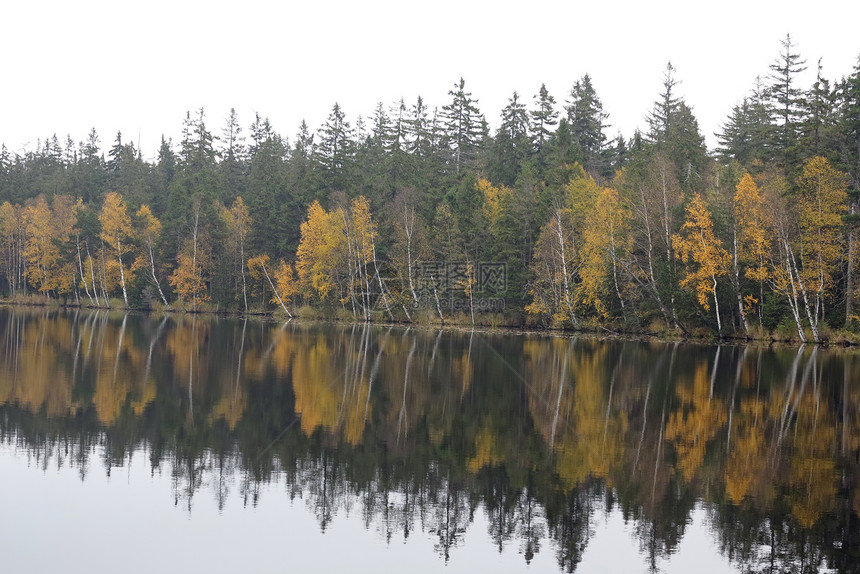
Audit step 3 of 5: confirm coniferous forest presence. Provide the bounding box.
[2,36,860,342]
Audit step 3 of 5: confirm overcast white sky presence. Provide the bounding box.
[2,0,859,161]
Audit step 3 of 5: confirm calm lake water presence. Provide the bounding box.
[0,307,858,573]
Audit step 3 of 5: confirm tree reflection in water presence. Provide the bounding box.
[0,307,858,573]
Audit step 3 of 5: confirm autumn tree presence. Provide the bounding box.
[220,196,251,311]
[99,191,134,306]
[673,194,731,332]
[526,206,577,326]
[134,204,169,308]
[578,185,631,319]
[295,200,347,303]
[23,195,78,296]
[23,196,57,292]
[389,188,428,312]
[248,254,295,317]
[734,174,771,329]
[0,201,25,295]
[348,195,392,320]
[765,171,814,342]
[169,198,209,311]
[796,156,847,326]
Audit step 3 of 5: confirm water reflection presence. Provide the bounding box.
[0,307,858,572]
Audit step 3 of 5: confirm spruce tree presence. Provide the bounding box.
[442,78,483,174]
[799,59,840,163]
[767,34,807,170]
[565,74,609,174]
[218,107,248,204]
[530,83,559,155]
[490,91,530,185]
[647,62,681,143]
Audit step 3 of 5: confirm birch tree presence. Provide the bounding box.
[135,204,170,308]
[99,191,133,306]
[672,194,731,333]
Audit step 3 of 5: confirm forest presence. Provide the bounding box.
[1,35,859,341]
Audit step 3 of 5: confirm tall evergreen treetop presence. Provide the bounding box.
[565,74,609,173]
[179,108,217,170]
[647,62,681,143]
[220,108,247,164]
[108,131,124,172]
[406,96,431,157]
[489,91,531,185]
[767,34,807,166]
[716,78,773,166]
[315,102,354,171]
[293,120,314,160]
[530,83,559,153]
[800,59,839,160]
[442,77,484,173]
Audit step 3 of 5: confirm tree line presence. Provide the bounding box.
[1,35,859,339]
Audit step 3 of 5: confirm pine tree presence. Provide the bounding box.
[647,62,681,143]
[246,126,289,256]
[406,96,431,157]
[666,102,707,190]
[75,128,106,204]
[566,74,609,174]
[798,60,840,163]
[442,78,484,174]
[165,109,218,273]
[314,103,354,189]
[490,91,531,185]
[717,98,764,165]
[218,107,248,203]
[646,63,707,190]
[768,34,808,169]
[530,83,559,155]
[107,131,124,173]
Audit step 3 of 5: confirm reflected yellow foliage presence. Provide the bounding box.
[130,383,156,416]
[665,362,726,483]
[725,395,766,504]
[788,391,837,528]
[93,319,146,425]
[525,339,628,489]
[210,386,247,430]
[467,423,504,474]
[0,314,74,416]
[291,331,372,445]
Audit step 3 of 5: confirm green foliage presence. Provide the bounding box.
[0,47,856,339]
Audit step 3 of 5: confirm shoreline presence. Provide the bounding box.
[3,298,858,350]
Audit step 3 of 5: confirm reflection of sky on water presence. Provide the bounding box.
[0,442,733,573]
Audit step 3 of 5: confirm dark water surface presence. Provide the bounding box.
[1,307,858,573]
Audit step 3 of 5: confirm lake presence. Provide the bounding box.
[0,307,857,573]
